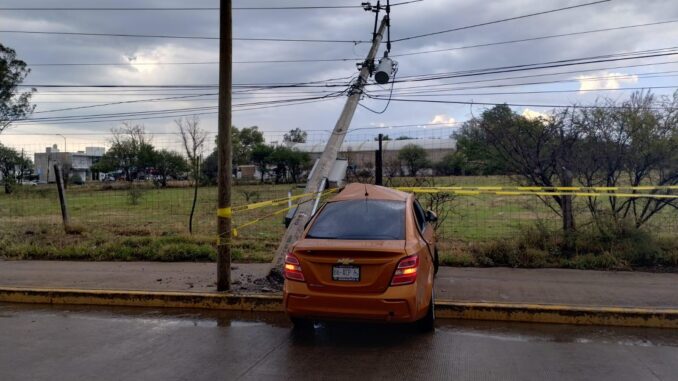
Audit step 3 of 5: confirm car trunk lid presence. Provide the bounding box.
[293,239,406,294]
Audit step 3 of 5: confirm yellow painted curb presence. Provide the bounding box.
[0,287,284,312]
[2,287,677,328]
[435,301,678,329]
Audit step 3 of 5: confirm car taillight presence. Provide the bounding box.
[284,253,305,282]
[391,254,419,286]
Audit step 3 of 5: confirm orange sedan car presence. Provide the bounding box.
[283,183,439,331]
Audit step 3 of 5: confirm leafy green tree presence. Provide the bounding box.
[201,151,218,185]
[270,147,310,183]
[153,150,188,187]
[396,136,413,140]
[374,135,391,141]
[250,144,274,182]
[454,121,509,175]
[0,143,28,193]
[93,123,155,181]
[397,144,429,177]
[283,128,307,144]
[433,151,468,176]
[232,126,264,164]
[1,43,35,134]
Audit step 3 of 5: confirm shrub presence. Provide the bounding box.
[127,186,145,205]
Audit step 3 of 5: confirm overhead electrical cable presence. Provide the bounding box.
[392,0,611,42]
[24,19,678,67]
[0,1,423,11]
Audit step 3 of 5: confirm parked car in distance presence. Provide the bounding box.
[283,183,439,331]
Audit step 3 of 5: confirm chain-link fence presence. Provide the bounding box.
[1,128,677,264]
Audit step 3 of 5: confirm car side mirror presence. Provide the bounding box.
[425,210,437,222]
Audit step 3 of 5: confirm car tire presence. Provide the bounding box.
[433,248,440,276]
[417,290,435,333]
[290,317,313,331]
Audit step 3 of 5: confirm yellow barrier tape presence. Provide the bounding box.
[216,207,232,218]
[405,185,678,192]
[399,187,678,199]
[216,188,337,218]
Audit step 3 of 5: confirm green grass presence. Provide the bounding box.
[1,177,676,268]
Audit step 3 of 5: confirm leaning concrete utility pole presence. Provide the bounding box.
[269,15,390,279]
[216,0,233,291]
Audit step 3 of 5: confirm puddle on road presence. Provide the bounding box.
[435,319,678,348]
[2,302,678,348]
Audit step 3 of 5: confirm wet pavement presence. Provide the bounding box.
[1,303,677,380]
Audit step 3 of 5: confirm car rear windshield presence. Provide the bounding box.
[306,199,405,240]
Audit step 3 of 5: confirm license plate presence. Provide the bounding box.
[332,265,360,282]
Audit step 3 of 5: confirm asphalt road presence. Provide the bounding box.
[1,303,677,381]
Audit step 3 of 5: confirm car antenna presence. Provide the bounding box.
[364,183,369,197]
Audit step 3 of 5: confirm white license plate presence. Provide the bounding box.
[332,265,360,282]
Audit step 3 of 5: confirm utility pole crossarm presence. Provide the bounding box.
[269,16,390,279]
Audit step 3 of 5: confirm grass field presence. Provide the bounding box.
[1,177,676,268]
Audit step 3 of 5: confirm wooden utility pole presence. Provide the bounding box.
[216,0,233,291]
[269,16,390,279]
[53,164,70,231]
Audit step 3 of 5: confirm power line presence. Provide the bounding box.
[0,1,612,45]
[0,30,370,43]
[392,0,611,42]
[18,48,678,94]
[0,1,422,11]
[24,12,675,68]
[367,96,669,109]
[392,20,678,59]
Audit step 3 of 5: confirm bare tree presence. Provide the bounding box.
[177,116,207,234]
[573,91,678,229]
[466,105,583,236]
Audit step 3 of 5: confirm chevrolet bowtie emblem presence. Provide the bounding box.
[337,258,355,265]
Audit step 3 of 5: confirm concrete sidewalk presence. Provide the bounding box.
[1,260,678,308]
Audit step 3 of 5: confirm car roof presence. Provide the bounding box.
[329,183,409,202]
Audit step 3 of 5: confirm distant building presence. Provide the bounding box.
[290,138,457,175]
[34,145,105,183]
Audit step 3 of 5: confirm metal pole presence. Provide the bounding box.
[216,0,232,291]
[375,133,383,185]
[269,16,390,279]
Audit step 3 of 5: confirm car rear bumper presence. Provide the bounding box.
[284,281,421,323]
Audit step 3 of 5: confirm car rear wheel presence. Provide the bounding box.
[290,317,313,331]
[417,290,435,332]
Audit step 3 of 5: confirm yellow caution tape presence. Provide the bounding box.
[217,207,232,218]
[402,185,678,192]
[400,187,678,199]
[216,188,337,218]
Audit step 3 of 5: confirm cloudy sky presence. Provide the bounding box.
[1,0,678,155]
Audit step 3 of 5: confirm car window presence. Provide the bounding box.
[306,200,405,240]
[413,200,426,232]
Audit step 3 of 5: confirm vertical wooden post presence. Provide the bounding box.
[375,133,383,185]
[216,0,233,291]
[54,164,70,231]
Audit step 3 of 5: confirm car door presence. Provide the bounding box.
[413,199,435,254]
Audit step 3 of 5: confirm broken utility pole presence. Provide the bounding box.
[216,0,233,291]
[268,15,391,280]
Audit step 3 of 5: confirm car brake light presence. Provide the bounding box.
[284,253,305,282]
[391,254,419,286]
